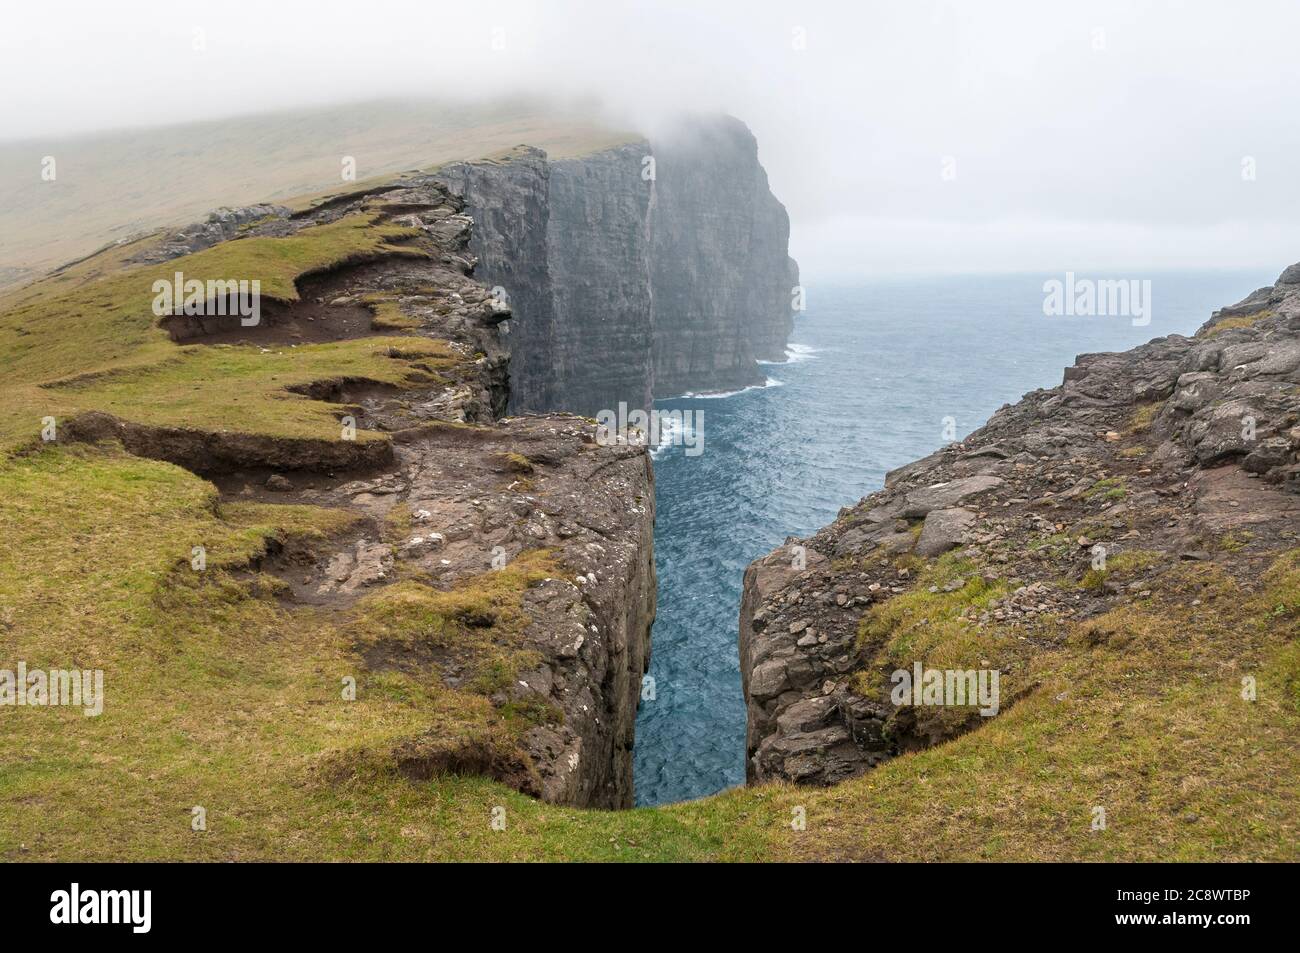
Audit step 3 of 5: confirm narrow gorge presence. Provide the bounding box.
[425,113,803,803]
[0,113,800,821]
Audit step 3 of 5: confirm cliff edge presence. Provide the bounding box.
[0,175,654,813]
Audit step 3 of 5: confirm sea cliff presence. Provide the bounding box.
[437,115,799,415]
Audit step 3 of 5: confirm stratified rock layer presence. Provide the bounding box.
[433,149,559,413]
[545,144,656,414]
[740,266,1300,786]
[436,115,798,415]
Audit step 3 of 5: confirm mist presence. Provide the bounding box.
[4,0,1299,278]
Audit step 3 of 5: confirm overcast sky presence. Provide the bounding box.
[4,0,1299,278]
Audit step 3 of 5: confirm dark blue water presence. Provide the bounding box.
[633,269,1275,806]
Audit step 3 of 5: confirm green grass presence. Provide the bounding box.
[502,452,534,474]
[0,213,458,455]
[222,500,362,548]
[851,554,1043,738]
[794,558,1300,861]
[53,335,455,443]
[1080,548,1163,590]
[1127,401,1163,433]
[0,212,420,387]
[363,295,425,331]
[1219,531,1255,553]
[1083,476,1127,502]
[1199,310,1275,337]
[352,549,559,698]
[857,556,1009,657]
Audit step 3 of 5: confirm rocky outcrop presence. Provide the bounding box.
[111,177,656,809]
[740,265,1300,786]
[129,204,292,264]
[114,113,794,805]
[436,115,798,415]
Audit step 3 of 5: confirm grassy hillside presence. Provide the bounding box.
[0,98,637,290]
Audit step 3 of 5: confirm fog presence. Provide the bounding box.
[4,0,1299,278]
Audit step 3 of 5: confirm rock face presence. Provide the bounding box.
[113,177,657,809]
[739,266,1300,786]
[433,148,559,412]
[648,115,799,392]
[128,204,292,264]
[915,507,977,558]
[436,115,798,415]
[545,145,656,414]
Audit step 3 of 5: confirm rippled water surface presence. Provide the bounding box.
[633,269,1274,806]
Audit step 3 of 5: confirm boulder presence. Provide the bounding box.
[915,507,976,557]
[901,475,1003,519]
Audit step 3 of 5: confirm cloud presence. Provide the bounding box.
[4,0,1298,274]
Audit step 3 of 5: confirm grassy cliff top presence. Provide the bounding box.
[0,210,450,455]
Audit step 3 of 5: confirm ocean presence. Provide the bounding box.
[633,268,1276,806]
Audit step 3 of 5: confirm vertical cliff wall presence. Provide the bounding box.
[649,116,799,394]
[436,115,798,416]
[546,145,656,413]
[431,148,559,412]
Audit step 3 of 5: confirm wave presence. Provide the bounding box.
[758,343,819,366]
[675,377,785,400]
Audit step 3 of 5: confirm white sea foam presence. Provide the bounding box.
[758,343,819,366]
[649,414,683,458]
[677,377,785,400]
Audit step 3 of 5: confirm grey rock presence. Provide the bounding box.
[750,659,791,699]
[901,475,1004,519]
[131,204,291,264]
[915,506,977,557]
